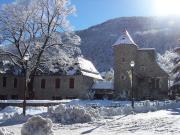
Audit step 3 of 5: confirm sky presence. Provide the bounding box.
[1,0,180,30]
[69,0,155,30]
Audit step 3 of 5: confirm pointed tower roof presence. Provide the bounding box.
[113,29,137,46]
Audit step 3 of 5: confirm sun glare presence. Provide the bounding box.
[154,0,180,16]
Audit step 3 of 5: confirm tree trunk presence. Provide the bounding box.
[27,69,37,99]
[27,76,35,99]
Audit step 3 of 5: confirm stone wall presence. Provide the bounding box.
[0,74,25,99]
[113,45,169,100]
[33,75,93,99]
[0,74,94,100]
[113,44,138,99]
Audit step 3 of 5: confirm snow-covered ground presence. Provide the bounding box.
[0,100,180,135]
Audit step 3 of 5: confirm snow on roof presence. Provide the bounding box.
[81,71,103,80]
[92,81,113,90]
[77,57,103,80]
[113,30,136,46]
[66,69,77,75]
[138,48,155,51]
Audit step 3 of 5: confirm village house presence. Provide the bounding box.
[0,57,103,100]
[113,30,169,100]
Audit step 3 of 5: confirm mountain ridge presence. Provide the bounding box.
[76,16,180,71]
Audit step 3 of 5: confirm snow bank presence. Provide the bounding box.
[2,112,31,123]
[0,106,48,121]
[0,128,14,135]
[2,113,14,121]
[1,100,179,125]
[0,106,21,113]
[98,100,179,116]
[98,105,134,116]
[21,115,54,135]
[48,104,100,124]
[48,100,179,122]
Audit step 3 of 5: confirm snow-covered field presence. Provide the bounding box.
[0,100,180,135]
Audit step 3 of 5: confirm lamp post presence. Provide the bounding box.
[130,61,135,109]
[23,53,29,116]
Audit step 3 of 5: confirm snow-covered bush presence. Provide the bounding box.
[157,50,179,86]
[101,68,114,81]
[21,115,54,135]
[48,104,100,124]
[0,128,14,135]
[157,51,178,75]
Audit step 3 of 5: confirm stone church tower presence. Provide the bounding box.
[113,30,169,100]
[113,30,137,99]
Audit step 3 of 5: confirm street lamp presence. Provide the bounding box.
[23,53,29,116]
[130,61,135,109]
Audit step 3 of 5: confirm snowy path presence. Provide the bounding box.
[52,108,180,135]
[2,108,180,135]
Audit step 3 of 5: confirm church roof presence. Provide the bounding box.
[113,30,136,46]
[77,57,103,80]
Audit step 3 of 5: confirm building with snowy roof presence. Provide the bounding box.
[91,81,114,99]
[0,57,103,100]
[113,30,169,100]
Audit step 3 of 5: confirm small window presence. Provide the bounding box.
[55,78,61,88]
[121,74,126,80]
[155,78,160,89]
[14,78,18,88]
[3,77,7,87]
[41,79,46,89]
[69,78,74,89]
[140,66,146,72]
[149,78,160,89]
[11,95,18,99]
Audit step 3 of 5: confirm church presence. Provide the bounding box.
[113,30,169,100]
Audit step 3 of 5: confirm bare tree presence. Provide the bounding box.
[0,0,80,98]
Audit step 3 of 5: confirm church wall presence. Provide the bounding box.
[113,44,137,99]
[113,40,169,100]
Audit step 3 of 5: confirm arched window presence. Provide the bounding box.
[14,78,17,88]
[69,78,74,89]
[3,77,7,87]
[121,74,126,80]
[55,78,61,88]
[41,79,46,89]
